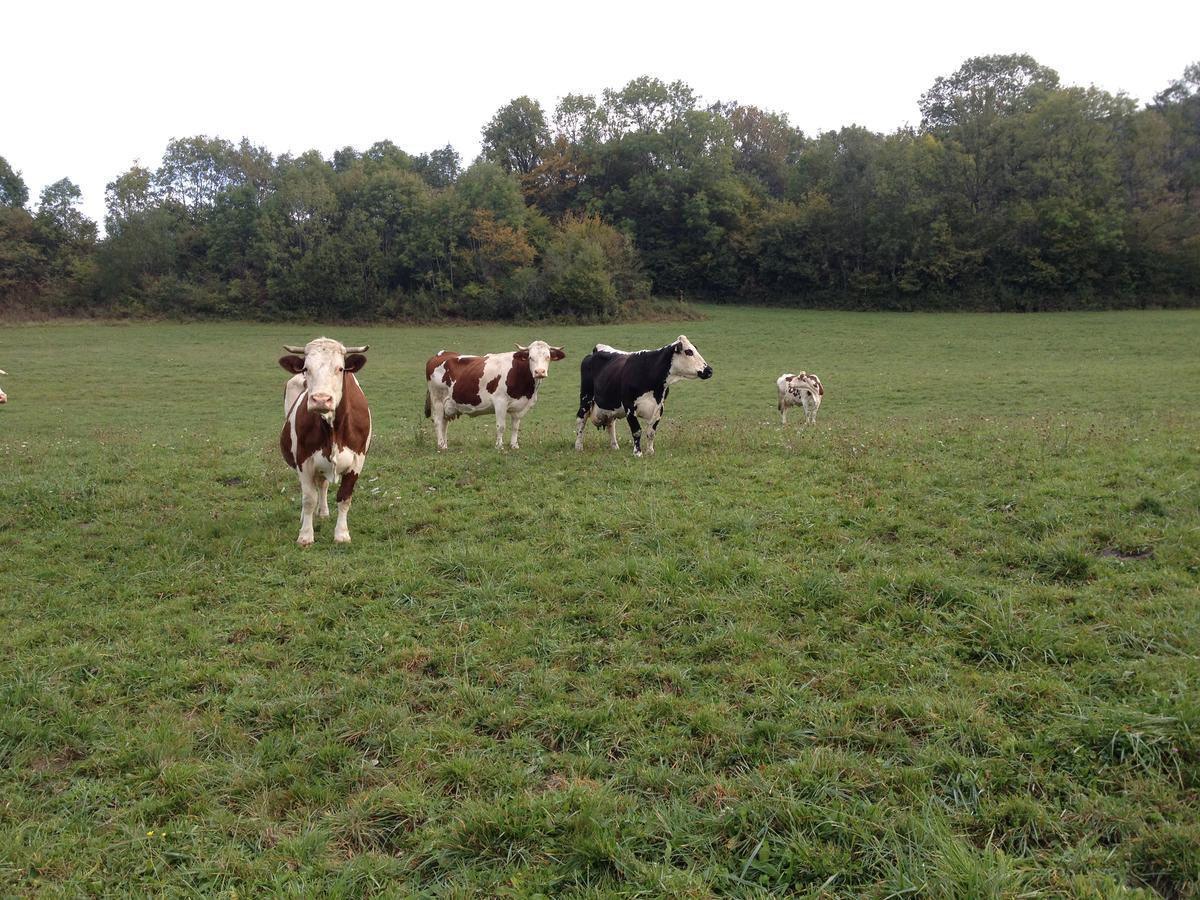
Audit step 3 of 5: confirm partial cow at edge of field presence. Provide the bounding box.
[777,372,823,425]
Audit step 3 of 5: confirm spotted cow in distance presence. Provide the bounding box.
[574,336,713,457]
[0,368,7,405]
[278,338,372,546]
[424,340,565,451]
[777,372,823,425]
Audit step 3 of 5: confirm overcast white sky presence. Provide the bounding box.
[5,0,1198,230]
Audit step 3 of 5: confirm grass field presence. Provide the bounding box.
[1,306,1198,897]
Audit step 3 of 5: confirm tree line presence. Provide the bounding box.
[2,54,1198,320]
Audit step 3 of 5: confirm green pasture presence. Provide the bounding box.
[1,306,1198,896]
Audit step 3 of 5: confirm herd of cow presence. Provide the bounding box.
[273,334,823,546]
[0,338,822,547]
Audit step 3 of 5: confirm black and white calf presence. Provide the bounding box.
[574,335,713,457]
[777,372,823,425]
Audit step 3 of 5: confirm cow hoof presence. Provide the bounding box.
[334,533,351,544]
[297,535,314,547]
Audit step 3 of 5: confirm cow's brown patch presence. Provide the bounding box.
[426,351,455,382]
[291,400,333,469]
[486,374,501,394]
[447,356,486,406]
[280,420,296,469]
[334,373,371,455]
[506,354,536,400]
[336,470,359,503]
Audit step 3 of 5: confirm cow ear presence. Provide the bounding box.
[279,355,305,374]
[514,350,529,361]
[673,342,683,353]
[344,354,367,373]
[550,347,566,361]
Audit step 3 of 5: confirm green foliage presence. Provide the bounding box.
[0,155,29,208]
[481,96,549,176]
[4,58,1200,317]
[1,307,1198,894]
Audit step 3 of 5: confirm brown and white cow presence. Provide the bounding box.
[777,372,823,425]
[424,340,565,450]
[278,338,372,546]
[0,368,7,404]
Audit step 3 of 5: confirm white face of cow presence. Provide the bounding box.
[668,335,713,382]
[279,338,368,422]
[515,340,566,381]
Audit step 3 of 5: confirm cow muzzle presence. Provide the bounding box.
[533,369,548,380]
[699,366,714,380]
[309,393,335,412]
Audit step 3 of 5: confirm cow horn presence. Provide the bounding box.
[0,369,6,375]
[514,343,528,351]
[552,346,564,354]
[283,345,306,354]
[344,345,369,354]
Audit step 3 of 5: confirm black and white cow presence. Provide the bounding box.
[0,368,7,405]
[574,335,713,457]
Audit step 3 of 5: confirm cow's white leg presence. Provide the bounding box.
[432,396,449,450]
[494,402,509,450]
[334,498,352,543]
[779,396,788,426]
[297,470,318,547]
[607,420,619,450]
[509,407,530,450]
[315,475,330,517]
[645,420,659,456]
[334,469,359,543]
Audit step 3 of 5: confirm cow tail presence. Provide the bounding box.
[424,390,431,418]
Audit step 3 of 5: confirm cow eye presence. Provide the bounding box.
[684,349,694,356]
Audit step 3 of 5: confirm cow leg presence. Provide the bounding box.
[494,402,509,450]
[607,420,619,450]
[643,417,662,458]
[574,401,591,451]
[334,471,358,543]
[432,396,449,450]
[297,469,319,547]
[509,407,530,450]
[315,475,330,517]
[626,411,643,458]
